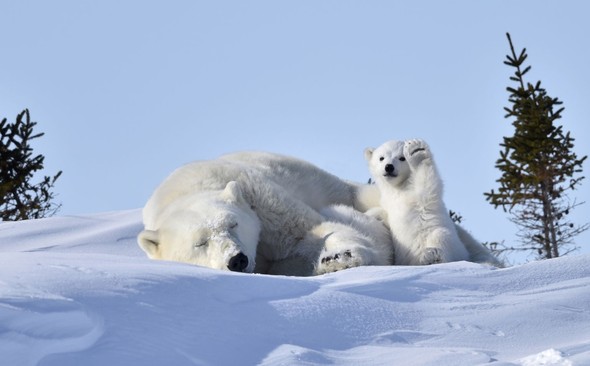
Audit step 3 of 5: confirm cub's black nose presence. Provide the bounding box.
[228,252,249,272]
[385,164,394,173]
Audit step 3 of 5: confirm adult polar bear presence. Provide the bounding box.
[365,139,501,266]
[138,151,392,276]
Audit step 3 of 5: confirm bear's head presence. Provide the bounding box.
[364,140,411,188]
[137,181,261,273]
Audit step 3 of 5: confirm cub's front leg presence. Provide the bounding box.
[402,139,442,198]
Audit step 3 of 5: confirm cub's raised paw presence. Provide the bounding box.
[403,139,430,166]
[420,247,443,265]
[316,249,363,275]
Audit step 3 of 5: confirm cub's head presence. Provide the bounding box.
[364,140,411,187]
[137,181,261,273]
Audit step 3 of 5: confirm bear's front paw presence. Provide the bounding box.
[316,248,366,275]
[403,139,430,166]
[420,247,443,265]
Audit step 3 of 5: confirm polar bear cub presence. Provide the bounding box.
[365,139,481,265]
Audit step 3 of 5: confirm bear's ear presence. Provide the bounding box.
[364,148,374,162]
[138,229,159,257]
[222,181,243,203]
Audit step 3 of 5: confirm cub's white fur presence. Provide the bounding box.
[365,139,501,266]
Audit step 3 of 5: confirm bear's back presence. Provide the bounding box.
[219,151,356,210]
[143,151,357,227]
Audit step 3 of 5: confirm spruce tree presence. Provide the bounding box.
[0,109,62,221]
[485,33,588,259]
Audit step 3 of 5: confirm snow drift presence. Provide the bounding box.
[1,210,589,365]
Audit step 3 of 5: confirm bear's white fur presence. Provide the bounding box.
[138,151,393,276]
[365,139,501,266]
[314,205,394,274]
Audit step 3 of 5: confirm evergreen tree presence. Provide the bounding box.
[0,109,62,221]
[485,33,588,259]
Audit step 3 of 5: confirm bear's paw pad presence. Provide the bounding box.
[321,249,352,264]
[403,139,430,164]
[317,249,363,274]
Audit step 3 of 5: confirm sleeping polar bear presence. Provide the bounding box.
[138,151,392,276]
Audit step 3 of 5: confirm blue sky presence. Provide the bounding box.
[2,1,589,261]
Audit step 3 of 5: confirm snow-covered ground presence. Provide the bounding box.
[1,210,589,366]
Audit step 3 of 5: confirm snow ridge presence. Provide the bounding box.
[1,210,589,366]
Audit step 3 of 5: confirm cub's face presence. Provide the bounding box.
[364,140,411,187]
[138,182,260,273]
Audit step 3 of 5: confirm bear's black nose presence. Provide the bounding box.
[228,252,249,272]
[385,164,394,173]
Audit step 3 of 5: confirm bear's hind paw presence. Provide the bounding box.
[420,247,444,265]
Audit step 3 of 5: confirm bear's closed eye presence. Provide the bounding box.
[195,239,208,248]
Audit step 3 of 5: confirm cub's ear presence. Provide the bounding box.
[364,148,374,162]
[222,181,243,203]
[138,229,159,257]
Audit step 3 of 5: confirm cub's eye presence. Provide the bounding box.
[379,157,384,161]
[399,156,406,162]
[229,222,238,229]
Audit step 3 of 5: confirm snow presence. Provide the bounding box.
[1,210,590,366]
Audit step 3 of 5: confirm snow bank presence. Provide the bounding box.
[1,210,589,365]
